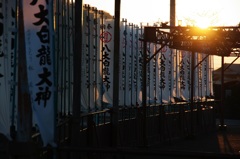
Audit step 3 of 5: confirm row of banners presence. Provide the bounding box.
[77,5,214,112]
[0,1,214,146]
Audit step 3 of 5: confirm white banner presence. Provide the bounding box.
[194,53,200,100]
[100,19,114,106]
[0,0,9,139]
[0,0,17,139]
[82,6,95,112]
[133,25,141,106]
[146,43,154,104]
[206,55,214,97]
[123,24,131,106]
[172,49,180,101]
[92,8,102,110]
[179,50,191,101]
[119,21,125,106]
[23,0,55,146]
[136,25,143,105]
[158,46,173,103]
[129,24,137,106]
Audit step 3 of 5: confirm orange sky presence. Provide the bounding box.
[83,0,240,69]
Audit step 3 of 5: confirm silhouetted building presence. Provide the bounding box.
[213,63,240,119]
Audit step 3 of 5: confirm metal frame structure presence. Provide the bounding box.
[142,26,240,139]
[143,26,240,56]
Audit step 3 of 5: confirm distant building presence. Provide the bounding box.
[213,63,240,119]
[213,63,240,85]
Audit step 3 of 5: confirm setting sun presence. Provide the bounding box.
[83,0,240,69]
[196,17,212,28]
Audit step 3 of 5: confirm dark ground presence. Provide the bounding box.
[135,119,240,159]
[1,119,240,159]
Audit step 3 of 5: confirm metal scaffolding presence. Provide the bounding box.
[142,26,240,137]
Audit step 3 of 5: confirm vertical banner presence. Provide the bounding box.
[65,0,74,115]
[168,48,174,103]
[133,25,140,106]
[158,46,172,103]
[198,53,203,99]
[154,44,161,104]
[194,53,199,100]
[119,20,126,106]
[137,24,144,105]
[0,0,8,139]
[55,0,64,115]
[152,44,157,104]
[172,49,180,101]
[23,0,55,146]
[205,55,214,97]
[97,10,105,109]
[209,55,214,96]
[202,54,207,98]
[92,8,102,110]
[0,0,17,139]
[179,50,191,101]
[7,0,18,132]
[129,23,134,106]
[81,7,89,111]
[82,5,95,112]
[100,19,114,106]
[147,43,155,104]
[124,23,131,106]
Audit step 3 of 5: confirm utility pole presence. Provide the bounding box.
[170,0,176,27]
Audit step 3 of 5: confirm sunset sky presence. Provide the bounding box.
[83,0,240,69]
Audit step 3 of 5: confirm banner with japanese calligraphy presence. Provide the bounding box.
[158,46,173,103]
[92,8,102,110]
[133,25,142,106]
[194,53,214,101]
[0,0,17,139]
[168,48,175,103]
[172,49,180,101]
[0,0,8,139]
[136,25,144,105]
[203,54,214,98]
[128,24,136,106]
[147,43,156,104]
[137,25,144,104]
[124,24,133,106]
[154,44,161,104]
[179,50,191,101]
[23,0,55,146]
[100,19,114,106]
[208,55,214,96]
[194,53,200,100]
[119,20,126,106]
[96,10,106,109]
[82,6,95,112]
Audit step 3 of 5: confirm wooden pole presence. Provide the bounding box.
[72,0,83,145]
[112,0,121,147]
[17,0,32,142]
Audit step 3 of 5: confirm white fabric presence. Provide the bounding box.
[23,0,55,147]
[0,0,17,140]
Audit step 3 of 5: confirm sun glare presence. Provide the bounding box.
[196,17,211,28]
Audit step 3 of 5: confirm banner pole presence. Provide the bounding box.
[112,0,121,147]
[17,0,32,142]
[72,0,83,146]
